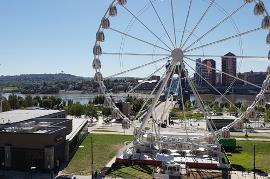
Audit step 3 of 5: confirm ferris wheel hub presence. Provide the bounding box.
[171,48,184,62]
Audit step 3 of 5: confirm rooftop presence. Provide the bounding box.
[66,118,88,141]
[0,109,64,124]
[209,116,238,120]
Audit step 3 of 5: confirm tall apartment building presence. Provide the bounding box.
[222,52,237,85]
[202,59,216,86]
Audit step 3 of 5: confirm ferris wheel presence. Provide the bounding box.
[92,0,270,171]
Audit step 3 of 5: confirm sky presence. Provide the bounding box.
[0,0,269,78]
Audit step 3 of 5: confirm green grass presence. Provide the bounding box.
[107,164,155,179]
[228,140,270,173]
[63,134,133,175]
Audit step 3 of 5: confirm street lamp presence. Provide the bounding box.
[30,166,36,179]
[1,162,5,178]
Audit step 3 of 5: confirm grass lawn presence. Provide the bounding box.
[228,140,270,173]
[63,134,133,175]
[107,164,155,179]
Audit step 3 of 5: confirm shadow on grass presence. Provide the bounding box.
[108,163,155,179]
[231,164,246,171]
[251,169,269,176]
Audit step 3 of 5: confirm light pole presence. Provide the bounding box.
[253,144,256,179]
[91,136,94,178]
[30,166,36,179]
[1,162,5,178]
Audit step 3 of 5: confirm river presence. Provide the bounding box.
[3,91,270,105]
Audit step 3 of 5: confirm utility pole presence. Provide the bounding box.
[253,144,256,179]
[91,135,94,177]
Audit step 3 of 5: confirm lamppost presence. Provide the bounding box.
[253,144,256,179]
[30,166,36,179]
[91,136,94,178]
[1,162,5,178]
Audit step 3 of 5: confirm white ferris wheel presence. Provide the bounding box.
[92,0,270,173]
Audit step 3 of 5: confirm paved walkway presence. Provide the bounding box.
[235,138,270,141]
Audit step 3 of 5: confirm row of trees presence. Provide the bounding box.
[169,100,270,122]
[1,94,64,112]
[64,103,112,119]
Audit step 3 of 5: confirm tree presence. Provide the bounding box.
[93,95,105,105]
[264,109,270,123]
[2,98,11,112]
[212,102,222,113]
[41,98,52,109]
[84,104,98,119]
[240,104,248,113]
[33,96,42,106]
[228,105,237,115]
[184,100,192,111]
[8,94,19,109]
[69,103,84,117]
[101,106,112,117]
[24,95,34,107]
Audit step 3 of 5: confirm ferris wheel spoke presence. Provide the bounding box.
[184,56,262,89]
[122,5,173,51]
[185,27,262,53]
[135,70,166,120]
[170,0,177,47]
[149,0,175,48]
[185,54,269,60]
[180,0,193,48]
[177,64,189,134]
[127,63,166,94]
[160,65,176,124]
[184,61,240,112]
[136,57,179,138]
[182,0,216,48]
[102,52,170,57]
[110,28,171,52]
[105,56,170,79]
[181,64,217,142]
[184,3,246,51]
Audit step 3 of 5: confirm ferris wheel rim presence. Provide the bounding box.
[92,0,270,144]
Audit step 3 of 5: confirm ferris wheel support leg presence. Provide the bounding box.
[135,53,179,139]
[181,62,218,144]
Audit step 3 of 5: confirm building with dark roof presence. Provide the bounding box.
[0,110,88,171]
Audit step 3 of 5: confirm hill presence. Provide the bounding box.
[0,73,87,85]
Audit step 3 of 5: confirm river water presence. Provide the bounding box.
[3,91,270,105]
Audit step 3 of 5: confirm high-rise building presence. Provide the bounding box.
[202,59,216,86]
[194,58,203,87]
[222,52,237,85]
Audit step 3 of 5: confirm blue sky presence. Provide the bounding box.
[0,0,269,77]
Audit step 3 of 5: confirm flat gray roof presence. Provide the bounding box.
[66,118,88,141]
[0,110,64,124]
[209,116,238,120]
